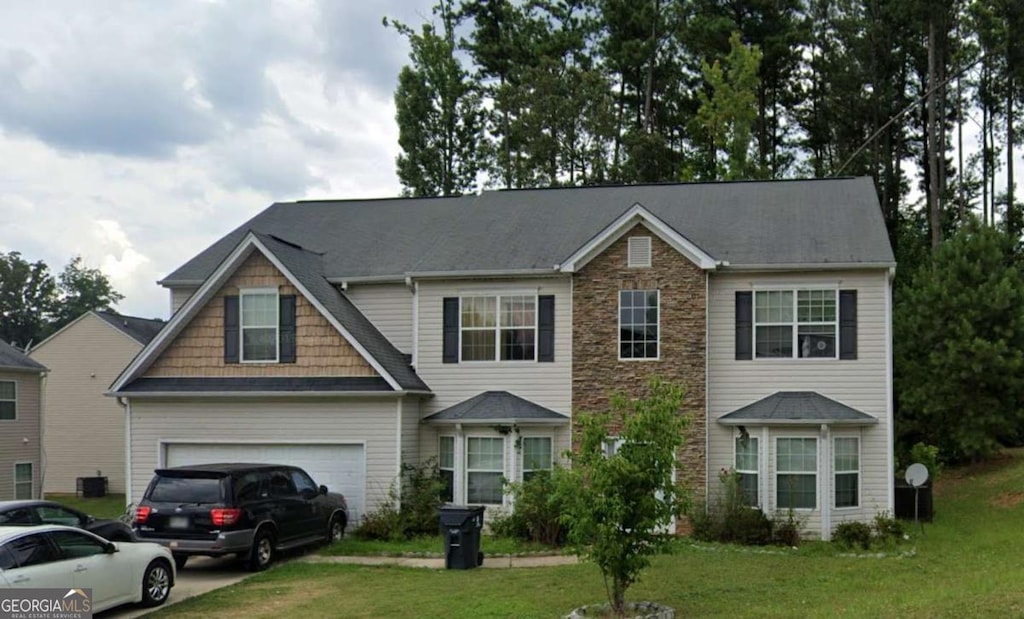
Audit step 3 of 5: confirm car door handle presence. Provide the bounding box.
[11,576,30,583]
[74,565,88,573]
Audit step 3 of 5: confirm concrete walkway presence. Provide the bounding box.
[301,553,579,569]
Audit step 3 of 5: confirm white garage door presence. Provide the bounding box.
[164,443,365,523]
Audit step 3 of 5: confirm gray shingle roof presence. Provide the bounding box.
[163,177,894,284]
[424,391,568,423]
[119,376,392,393]
[0,340,47,372]
[95,311,165,345]
[252,232,428,392]
[718,391,878,425]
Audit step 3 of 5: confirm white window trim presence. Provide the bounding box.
[458,294,539,363]
[0,380,16,421]
[775,436,818,512]
[753,289,839,361]
[13,462,32,500]
[733,433,760,508]
[618,289,660,361]
[438,436,455,503]
[240,287,280,363]
[833,436,861,510]
[465,435,506,506]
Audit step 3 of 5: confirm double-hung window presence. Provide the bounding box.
[0,381,15,420]
[735,436,759,506]
[240,289,279,362]
[834,437,860,508]
[14,463,32,500]
[522,437,552,482]
[466,437,504,504]
[776,438,817,509]
[460,295,536,361]
[619,290,659,359]
[439,436,455,503]
[754,290,837,359]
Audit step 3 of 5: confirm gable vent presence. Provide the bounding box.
[628,236,652,268]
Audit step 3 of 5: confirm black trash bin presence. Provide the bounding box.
[439,505,485,569]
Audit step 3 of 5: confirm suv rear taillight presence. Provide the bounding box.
[211,508,242,527]
[135,506,151,524]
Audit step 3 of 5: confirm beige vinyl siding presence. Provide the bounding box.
[416,277,573,417]
[30,314,143,494]
[401,396,420,471]
[346,284,413,353]
[0,371,42,499]
[127,397,403,518]
[707,270,891,535]
[170,287,197,315]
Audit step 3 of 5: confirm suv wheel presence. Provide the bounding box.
[247,528,275,572]
[326,514,345,544]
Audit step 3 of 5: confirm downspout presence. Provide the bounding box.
[38,370,48,499]
[885,268,895,513]
[395,398,403,511]
[117,396,131,507]
[820,424,831,541]
[704,270,710,513]
[412,281,419,369]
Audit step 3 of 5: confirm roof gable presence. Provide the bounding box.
[111,232,428,394]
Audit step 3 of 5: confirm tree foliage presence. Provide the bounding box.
[895,222,1024,462]
[557,377,690,616]
[0,252,123,348]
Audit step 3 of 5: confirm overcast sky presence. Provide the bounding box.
[0,0,433,320]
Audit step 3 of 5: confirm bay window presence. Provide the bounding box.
[776,438,817,509]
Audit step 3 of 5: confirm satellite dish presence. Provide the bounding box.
[905,463,929,487]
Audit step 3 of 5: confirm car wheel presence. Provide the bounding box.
[173,554,188,570]
[141,559,172,607]
[247,528,275,572]
[326,514,346,544]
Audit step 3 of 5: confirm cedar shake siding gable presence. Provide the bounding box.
[145,252,378,379]
[571,224,708,498]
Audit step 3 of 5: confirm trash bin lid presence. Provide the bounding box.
[438,505,485,526]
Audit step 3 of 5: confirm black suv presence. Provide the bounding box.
[133,463,347,571]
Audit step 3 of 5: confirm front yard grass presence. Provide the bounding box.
[320,534,561,558]
[148,450,1024,618]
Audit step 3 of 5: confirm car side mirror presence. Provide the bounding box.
[105,542,118,554]
[319,485,328,495]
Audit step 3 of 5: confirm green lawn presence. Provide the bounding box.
[44,493,128,520]
[148,451,1024,618]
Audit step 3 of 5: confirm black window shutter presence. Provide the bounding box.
[224,295,240,363]
[538,295,555,362]
[839,289,857,360]
[735,291,753,360]
[280,295,297,363]
[443,297,459,364]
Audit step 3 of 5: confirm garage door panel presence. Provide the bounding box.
[164,443,364,523]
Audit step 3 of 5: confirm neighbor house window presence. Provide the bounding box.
[776,438,817,509]
[0,381,14,420]
[439,436,455,503]
[834,437,860,508]
[241,289,279,362]
[735,436,759,506]
[754,290,837,359]
[522,437,552,482]
[466,437,504,504]
[460,295,536,361]
[14,463,32,500]
[619,290,659,359]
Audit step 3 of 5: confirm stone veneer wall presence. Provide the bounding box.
[146,251,377,378]
[572,223,708,510]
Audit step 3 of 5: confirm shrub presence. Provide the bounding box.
[354,500,404,541]
[492,469,566,546]
[833,521,873,550]
[690,468,772,545]
[873,511,906,542]
[354,459,446,540]
[771,509,804,547]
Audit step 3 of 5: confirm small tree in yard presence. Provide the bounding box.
[558,378,691,617]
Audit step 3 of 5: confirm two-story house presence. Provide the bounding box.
[109,177,895,539]
[0,339,47,500]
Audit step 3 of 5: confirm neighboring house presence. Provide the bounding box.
[0,340,47,500]
[109,177,895,539]
[30,311,164,495]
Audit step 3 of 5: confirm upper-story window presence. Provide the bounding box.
[0,381,15,420]
[241,289,279,362]
[619,290,659,360]
[755,289,836,359]
[460,295,536,361]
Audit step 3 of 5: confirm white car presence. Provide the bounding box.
[0,524,175,612]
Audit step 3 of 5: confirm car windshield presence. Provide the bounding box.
[148,476,222,504]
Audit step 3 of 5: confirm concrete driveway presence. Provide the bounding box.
[98,555,252,618]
